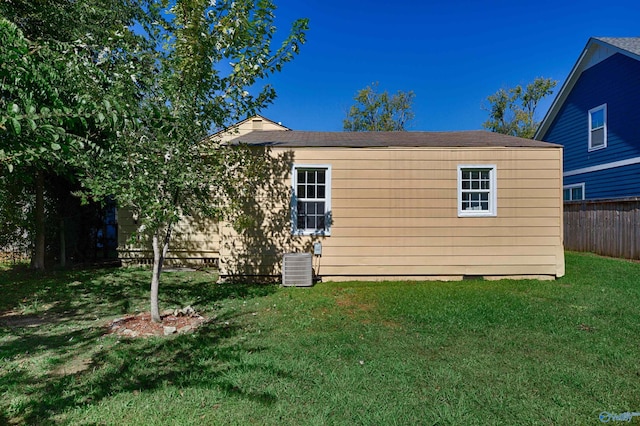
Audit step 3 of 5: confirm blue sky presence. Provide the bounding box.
[256,0,640,131]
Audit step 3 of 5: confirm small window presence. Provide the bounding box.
[563,183,585,201]
[458,165,497,217]
[588,104,607,151]
[292,165,331,235]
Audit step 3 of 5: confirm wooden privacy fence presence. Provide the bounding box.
[564,197,640,259]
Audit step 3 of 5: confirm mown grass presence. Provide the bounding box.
[1,252,639,425]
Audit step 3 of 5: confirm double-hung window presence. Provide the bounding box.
[457,165,497,217]
[588,104,607,151]
[292,165,331,235]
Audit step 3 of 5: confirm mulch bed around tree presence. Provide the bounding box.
[107,311,206,338]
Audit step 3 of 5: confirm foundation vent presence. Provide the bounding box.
[282,253,313,287]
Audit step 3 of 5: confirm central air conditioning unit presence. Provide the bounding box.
[282,253,313,287]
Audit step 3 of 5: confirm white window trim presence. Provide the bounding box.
[291,164,332,236]
[457,165,497,217]
[564,155,640,177]
[563,183,585,201]
[588,104,607,151]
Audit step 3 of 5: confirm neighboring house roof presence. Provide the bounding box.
[593,37,640,57]
[534,36,640,140]
[229,130,561,148]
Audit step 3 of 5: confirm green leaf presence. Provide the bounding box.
[8,163,13,173]
[27,119,37,131]
[10,118,21,135]
[51,142,61,150]
[97,112,105,123]
[9,103,20,114]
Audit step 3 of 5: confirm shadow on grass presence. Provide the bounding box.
[0,266,283,424]
[1,265,276,319]
[7,316,286,424]
[0,326,106,361]
[0,265,138,313]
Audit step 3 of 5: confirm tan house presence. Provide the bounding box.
[119,115,565,281]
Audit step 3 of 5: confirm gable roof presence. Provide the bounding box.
[534,37,640,140]
[229,130,561,148]
[593,37,640,57]
[225,114,290,131]
[209,114,290,141]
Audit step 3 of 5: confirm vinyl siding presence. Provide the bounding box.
[219,146,564,279]
[542,53,640,199]
[563,162,640,199]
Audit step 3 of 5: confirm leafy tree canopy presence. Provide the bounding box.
[0,0,151,269]
[0,0,148,171]
[482,77,557,139]
[343,83,415,131]
[1,0,308,314]
[79,0,308,321]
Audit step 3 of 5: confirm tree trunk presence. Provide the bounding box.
[31,171,46,270]
[150,224,173,323]
[59,217,66,268]
[150,233,162,322]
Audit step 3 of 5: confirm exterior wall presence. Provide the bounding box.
[219,146,565,280]
[118,209,219,266]
[563,162,640,199]
[116,113,283,268]
[542,53,640,199]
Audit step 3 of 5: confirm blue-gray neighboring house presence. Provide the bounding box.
[534,37,640,201]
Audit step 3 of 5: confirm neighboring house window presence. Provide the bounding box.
[292,165,331,235]
[563,183,585,201]
[457,165,497,217]
[588,104,607,151]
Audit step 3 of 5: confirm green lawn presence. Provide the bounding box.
[1,252,639,425]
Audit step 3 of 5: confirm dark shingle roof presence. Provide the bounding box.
[593,37,640,56]
[228,130,561,148]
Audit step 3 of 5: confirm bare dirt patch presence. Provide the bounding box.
[0,311,51,327]
[51,357,93,377]
[335,294,376,319]
[107,311,207,338]
[336,295,375,312]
